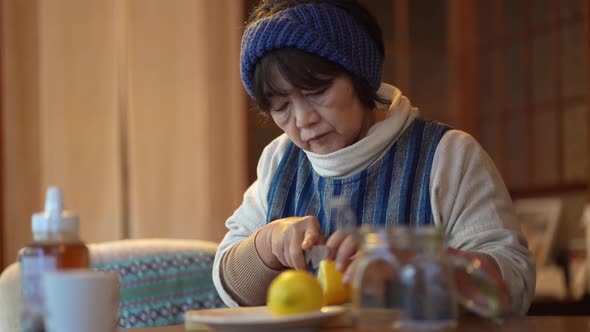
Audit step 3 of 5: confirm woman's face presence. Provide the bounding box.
[267,67,370,155]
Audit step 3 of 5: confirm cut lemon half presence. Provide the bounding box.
[317,260,351,305]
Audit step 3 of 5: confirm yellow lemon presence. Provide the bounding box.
[267,270,324,316]
[317,260,351,305]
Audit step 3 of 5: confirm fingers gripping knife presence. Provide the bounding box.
[305,197,357,270]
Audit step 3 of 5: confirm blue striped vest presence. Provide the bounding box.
[266,118,451,238]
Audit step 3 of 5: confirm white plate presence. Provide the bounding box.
[185,306,348,332]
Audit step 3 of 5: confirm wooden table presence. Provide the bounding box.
[126,316,590,331]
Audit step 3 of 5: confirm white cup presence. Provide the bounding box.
[42,270,120,332]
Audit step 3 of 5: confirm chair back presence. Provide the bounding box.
[0,238,225,332]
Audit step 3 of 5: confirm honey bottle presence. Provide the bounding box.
[19,186,90,332]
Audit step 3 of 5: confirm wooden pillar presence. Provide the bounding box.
[115,0,130,239]
[492,1,508,178]
[447,0,478,137]
[552,0,564,183]
[2,0,42,267]
[521,0,535,186]
[0,0,4,269]
[585,0,590,295]
[585,0,590,201]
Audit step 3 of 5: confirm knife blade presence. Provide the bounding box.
[304,245,329,269]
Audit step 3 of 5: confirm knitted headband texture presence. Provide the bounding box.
[240,3,383,98]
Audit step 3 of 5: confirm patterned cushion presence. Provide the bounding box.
[88,239,226,328]
[94,251,225,328]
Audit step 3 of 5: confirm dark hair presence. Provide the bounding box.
[247,0,387,113]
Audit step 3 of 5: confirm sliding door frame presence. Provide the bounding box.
[0,0,5,269]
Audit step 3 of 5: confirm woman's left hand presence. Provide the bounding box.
[325,230,359,284]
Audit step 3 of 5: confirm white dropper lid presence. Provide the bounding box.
[32,186,79,233]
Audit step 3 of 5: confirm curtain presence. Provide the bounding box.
[2,0,246,266]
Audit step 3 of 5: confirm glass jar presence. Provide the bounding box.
[352,225,457,330]
[400,227,457,329]
[352,226,413,329]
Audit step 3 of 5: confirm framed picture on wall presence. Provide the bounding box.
[513,198,562,268]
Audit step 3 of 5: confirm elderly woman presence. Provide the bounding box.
[212,0,535,315]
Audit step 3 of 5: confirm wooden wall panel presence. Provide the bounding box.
[393,0,410,94]
[202,1,248,242]
[447,0,478,137]
[37,0,123,244]
[409,0,449,124]
[126,0,245,242]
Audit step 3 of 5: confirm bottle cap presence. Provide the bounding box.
[32,186,79,233]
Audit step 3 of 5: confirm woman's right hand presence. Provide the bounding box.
[255,216,324,271]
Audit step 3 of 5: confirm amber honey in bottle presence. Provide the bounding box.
[19,186,90,332]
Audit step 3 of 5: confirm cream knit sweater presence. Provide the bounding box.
[212,84,535,315]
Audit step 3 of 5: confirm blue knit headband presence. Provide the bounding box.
[240,3,383,98]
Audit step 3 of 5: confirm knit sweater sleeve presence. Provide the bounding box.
[430,129,536,315]
[212,134,291,307]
